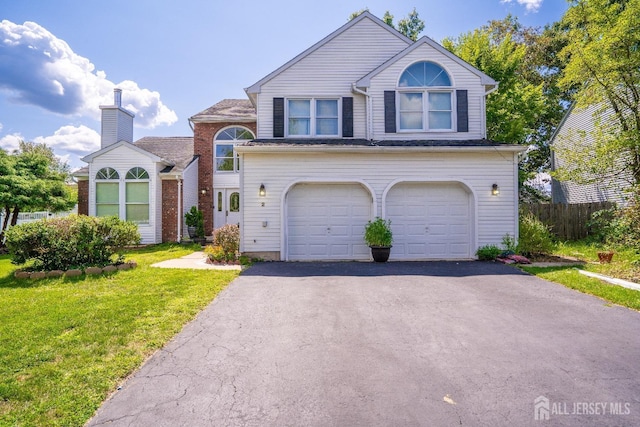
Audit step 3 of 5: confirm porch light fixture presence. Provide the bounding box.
[491,184,500,196]
[259,183,266,197]
[201,189,207,195]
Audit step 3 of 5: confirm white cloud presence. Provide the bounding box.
[0,133,22,152]
[0,20,178,128]
[33,125,100,155]
[501,0,543,12]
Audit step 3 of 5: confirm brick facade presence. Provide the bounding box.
[161,179,181,242]
[193,121,257,236]
[77,179,89,216]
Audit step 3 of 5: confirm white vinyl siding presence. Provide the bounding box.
[369,43,486,140]
[255,18,410,139]
[88,144,160,244]
[100,108,134,148]
[239,149,519,259]
[181,159,199,239]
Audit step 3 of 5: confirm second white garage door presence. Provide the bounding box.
[287,183,371,261]
[386,182,473,260]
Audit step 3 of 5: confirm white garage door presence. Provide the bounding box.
[287,184,371,260]
[386,182,472,260]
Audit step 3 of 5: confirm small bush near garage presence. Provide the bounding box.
[5,215,140,271]
[518,213,554,256]
[476,245,503,260]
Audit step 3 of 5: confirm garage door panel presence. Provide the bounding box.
[387,182,472,260]
[287,184,371,261]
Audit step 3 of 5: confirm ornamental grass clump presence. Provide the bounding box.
[5,215,140,271]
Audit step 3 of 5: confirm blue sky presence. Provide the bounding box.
[0,0,568,170]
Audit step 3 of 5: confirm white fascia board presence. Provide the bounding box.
[98,105,135,118]
[356,36,498,89]
[81,140,173,166]
[245,12,412,95]
[188,116,256,124]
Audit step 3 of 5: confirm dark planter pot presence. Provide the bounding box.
[187,226,197,239]
[370,246,391,262]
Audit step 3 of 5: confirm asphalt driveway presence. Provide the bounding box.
[88,262,640,426]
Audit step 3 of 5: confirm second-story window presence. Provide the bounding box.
[214,126,255,173]
[397,61,453,132]
[287,98,339,137]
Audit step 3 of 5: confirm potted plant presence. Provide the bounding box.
[364,217,393,262]
[185,206,205,242]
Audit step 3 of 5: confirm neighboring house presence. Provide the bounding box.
[551,103,630,205]
[78,12,524,259]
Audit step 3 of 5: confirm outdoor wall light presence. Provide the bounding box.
[201,189,207,195]
[491,184,500,196]
[259,183,266,197]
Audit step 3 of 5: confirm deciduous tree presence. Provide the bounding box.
[553,0,640,190]
[0,141,76,247]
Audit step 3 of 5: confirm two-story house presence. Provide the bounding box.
[78,12,524,260]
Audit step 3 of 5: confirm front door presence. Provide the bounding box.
[213,188,240,228]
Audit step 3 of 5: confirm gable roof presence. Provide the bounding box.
[189,99,255,123]
[80,140,169,164]
[79,137,196,175]
[356,36,498,91]
[244,11,412,97]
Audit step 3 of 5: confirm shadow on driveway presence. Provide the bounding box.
[241,260,531,278]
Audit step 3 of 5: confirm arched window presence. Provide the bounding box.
[95,167,119,217]
[125,167,150,224]
[214,126,255,172]
[397,61,453,131]
[399,61,452,87]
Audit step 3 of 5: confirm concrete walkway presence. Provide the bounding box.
[150,251,241,270]
[88,261,640,426]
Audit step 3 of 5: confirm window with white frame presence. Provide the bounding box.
[95,167,119,217]
[214,126,255,173]
[125,167,150,224]
[398,61,453,131]
[287,98,339,137]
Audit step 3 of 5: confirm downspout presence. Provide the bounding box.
[188,118,194,132]
[483,84,499,139]
[351,83,372,140]
[176,175,182,242]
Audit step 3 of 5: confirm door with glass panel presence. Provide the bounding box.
[213,188,240,228]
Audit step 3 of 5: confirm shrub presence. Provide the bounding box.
[204,245,226,263]
[213,224,240,261]
[476,245,502,261]
[588,190,640,251]
[5,215,140,271]
[501,234,518,253]
[517,213,554,256]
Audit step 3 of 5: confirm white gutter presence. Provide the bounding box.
[351,83,372,140]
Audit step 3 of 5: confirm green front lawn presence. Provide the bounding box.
[0,244,240,427]
[520,241,640,311]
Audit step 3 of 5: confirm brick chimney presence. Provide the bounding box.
[99,88,135,149]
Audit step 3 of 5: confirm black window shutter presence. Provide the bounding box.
[456,90,468,132]
[273,98,284,137]
[384,91,396,133]
[342,97,353,137]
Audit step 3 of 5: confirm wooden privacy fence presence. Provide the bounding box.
[522,202,615,241]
